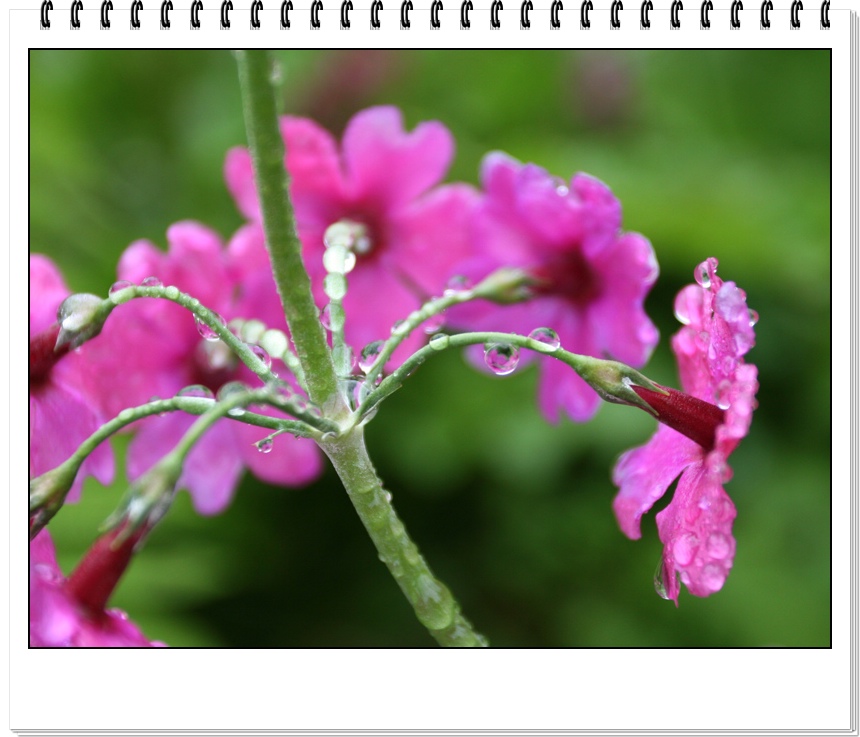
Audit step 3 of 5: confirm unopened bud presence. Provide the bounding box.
[103,459,181,538]
[29,461,82,538]
[472,268,536,304]
[629,384,725,451]
[56,293,112,349]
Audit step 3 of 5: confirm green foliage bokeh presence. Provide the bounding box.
[30,49,831,647]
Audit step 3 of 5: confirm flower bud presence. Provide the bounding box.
[55,293,112,349]
[630,384,725,451]
[472,268,536,304]
[29,461,82,538]
[63,524,148,617]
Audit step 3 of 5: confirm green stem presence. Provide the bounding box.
[29,392,336,538]
[235,50,340,409]
[359,330,663,422]
[323,429,488,647]
[109,284,280,387]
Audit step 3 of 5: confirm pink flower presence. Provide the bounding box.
[30,529,164,647]
[448,153,659,422]
[225,106,479,367]
[29,256,114,501]
[87,221,323,515]
[612,258,758,604]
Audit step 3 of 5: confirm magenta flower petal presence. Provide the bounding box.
[29,255,115,497]
[341,263,427,369]
[29,255,70,334]
[224,146,260,221]
[588,232,659,366]
[227,223,275,285]
[234,415,325,488]
[537,353,600,424]
[655,462,737,601]
[29,381,114,502]
[280,115,347,228]
[341,106,454,210]
[612,425,701,540]
[388,183,480,296]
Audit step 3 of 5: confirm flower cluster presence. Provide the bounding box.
[29,103,757,646]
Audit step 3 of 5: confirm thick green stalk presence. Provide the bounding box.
[235,50,339,408]
[235,51,483,645]
[323,429,488,647]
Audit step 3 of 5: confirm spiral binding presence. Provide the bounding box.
[41,0,831,31]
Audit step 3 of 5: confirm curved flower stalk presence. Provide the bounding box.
[30,529,164,647]
[447,152,659,423]
[84,221,322,515]
[29,255,114,502]
[612,258,759,604]
[225,105,479,369]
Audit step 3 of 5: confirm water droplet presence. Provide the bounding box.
[176,384,214,399]
[444,274,473,296]
[654,559,675,600]
[323,273,347,300]
[429,333,449,350]
[256,437,274,454]
[706,532,732,560]
[108,280,135,300]
[149,395,168,417]
[358,341,385,373]
[217,381,248,416]
[748,309,759,327]
[195,313,226,341]
[391,320,409,336]
[700,563,727,593]
[251,344,272,370]
[674,304,691,325]
[320,305,332,330]
[383,490,393,503]
[57,293,103,332]
[483,343,520,376]
[672,533,698,566]
[422,312,446,334]
[552,176,570,196]
[528,327,561,352]
[340,376,369,411]
[140,276,162,288]
[322,244,356,275]
[694,261,712,289]
[164,285,180,299]
[715,380,732,410]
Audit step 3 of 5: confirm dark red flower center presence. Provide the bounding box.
[189,341,239,395]
[530,250,600,306]
[29,323,70,389]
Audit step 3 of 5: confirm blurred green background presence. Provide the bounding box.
[30,50,830,647]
